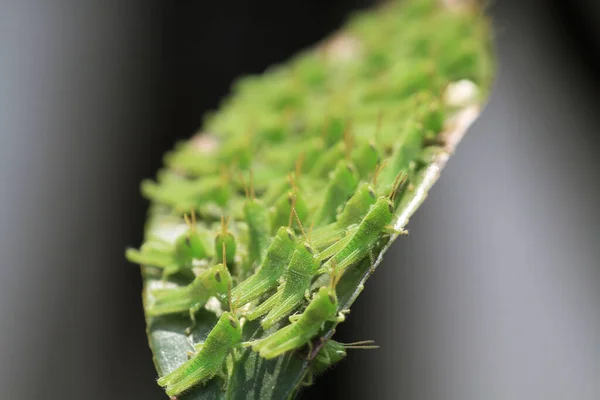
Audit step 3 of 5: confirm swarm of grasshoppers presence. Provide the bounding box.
[127,0,493,397]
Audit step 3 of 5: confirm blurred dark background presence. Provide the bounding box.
[1,0,599,399]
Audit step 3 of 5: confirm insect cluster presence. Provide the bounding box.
[127,0,492,397]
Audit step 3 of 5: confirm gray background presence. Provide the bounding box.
[1,0,599,399]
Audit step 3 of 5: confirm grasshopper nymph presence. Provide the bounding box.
[303,339,378,385]
[214,215,236,269]
[157,311,242,396]
[231,213,297,308]
[318,173,407,275]
[147,262,231,331]
[157,270,242,396]
[126,210,209,279]
[245,207,318,329]
[245,283,345,359]
[240,171,271,272]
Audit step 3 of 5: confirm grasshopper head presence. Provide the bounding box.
[366,184,377,200]
[373,196,395,218]
[202,263,231,303]
[215,232,236,267]
[320,340,347,363]
[385,197,395,214]
[220,311,243,343]
[275,226,296,244]
[313,286,338,320]
[303,241,315,255]
[174,229,206,262]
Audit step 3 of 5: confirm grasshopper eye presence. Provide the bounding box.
[304,243,314,254]
[287,193,294,205]
[286,228,294,241]
[387,201,394,213]
[368,188,376,199]
[185,236,191,247]
[214,271,221,283]
[328,294,336,304]
[229,317,238,329]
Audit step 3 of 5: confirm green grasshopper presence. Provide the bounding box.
[320,117,347,148]
[310,162,387,252]
[310,122,354,179]
[377,116,427,190]
[157,260,242,396]
[240,172,271,272]
[313,160,360,227]
[126,211,209,279]
[245,208,318,329]
[301,339,378,385]
[141,173,231,212]
[350,112,382,180]
[245,283,346,359]
[310,141,346,178]
[157,310,242,396]
[311,340,378,375]
[318,173,407,275]
[230,225,296,308]
[214,216,236,269]
[270,173,309,234]
[352,139,380,180]
[309,183,376,251]
[147,262,231,331]
[260,153,308,206]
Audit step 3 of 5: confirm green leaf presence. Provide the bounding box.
[135,0,494,398]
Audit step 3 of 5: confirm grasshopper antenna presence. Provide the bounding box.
[223,241,235,313]
[288,192,297,229]
[220,215,231,235]
[222,241,227,270]
[288,172,299,192]
[183,208,197,232]
[389,172,406,203]
[223,241,241,313]
[238,171,250,198]
[372,160,388,189]
[292,202,307,241]
[342,340,379,350]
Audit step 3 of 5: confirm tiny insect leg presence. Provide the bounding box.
[186,342,204,359]
[331,311,347,323]
[302,370,314,386]
[161,264,180,282]
[184,303,203,336]
[217,367,228,390]
[383,225,408,236]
